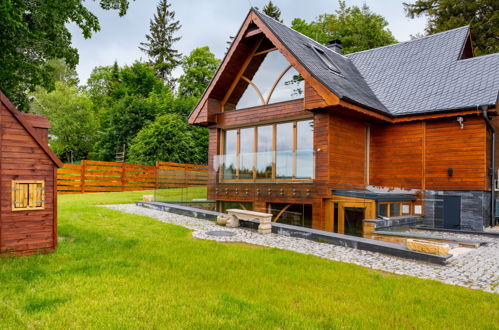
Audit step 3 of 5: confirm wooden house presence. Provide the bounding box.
[188,9,499,233]
[0,92,62,255]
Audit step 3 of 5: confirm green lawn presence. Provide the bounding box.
[0,190,497,329]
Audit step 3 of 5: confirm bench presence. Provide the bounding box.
[226,209,273,234]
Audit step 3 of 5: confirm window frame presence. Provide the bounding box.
[12,180,45,211]
[220,119,314,182]
[378,201,413,218]
[221,47,304,111]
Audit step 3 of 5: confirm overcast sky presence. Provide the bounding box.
[69,0,427,84]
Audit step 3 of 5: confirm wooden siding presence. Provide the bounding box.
[207,127,219,201]
[329,112,366,189]
[370,116,488,191]
[0,103,56,254]
[304,82,328,110]
[216,99,310,128]
[424,116,487,190]
[491,116,499,174]
[370,121,424,189]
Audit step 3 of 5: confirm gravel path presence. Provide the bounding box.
[102,204,499,294]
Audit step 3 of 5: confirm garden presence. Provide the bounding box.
[0,190,497,328]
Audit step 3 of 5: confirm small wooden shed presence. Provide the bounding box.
[0,92,62,256]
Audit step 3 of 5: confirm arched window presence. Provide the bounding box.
[224,50,304,111]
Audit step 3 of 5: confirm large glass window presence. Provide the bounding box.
[296,120,314,178]
[220,119,314,181]
[239,128,254,179]
[378,201,413,218]
[268,203,312,228]
[276,122,293,179]
[223,130,237,180]
[256,125,273,179]
[224,49,304,111]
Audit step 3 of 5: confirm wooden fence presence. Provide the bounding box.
[57,160,208,194]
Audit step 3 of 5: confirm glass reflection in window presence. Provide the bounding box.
[239,128,254,179]
[226,49,305,111]
[223,130,237,179]
[390,203,401,217]
[296,120,314,178]
[268,67,304,104]
[276,122,293,178]
[256,125,273,179]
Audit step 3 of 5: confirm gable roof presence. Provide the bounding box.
[188,9,498,124]
[253,10,388,115]
[0,92,63,168]
[347,26,499,116]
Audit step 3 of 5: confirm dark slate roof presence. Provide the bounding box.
[347,26,499,115]
[254,9,499,117]
[253,10,389,114]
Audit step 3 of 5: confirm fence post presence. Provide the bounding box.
[80,160,86,193]
[155,161,160,190]
[120,162,126,192]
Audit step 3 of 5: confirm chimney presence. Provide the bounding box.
[326,39,343,54]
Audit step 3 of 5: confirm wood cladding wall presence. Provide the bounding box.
[424,116,487,191]
[0,103,57,255]
[304,82,328,110]
[206,87,492,233]
[329,112,366,189]
[216,99,310,128]
[370,116,488,191]
[370,121,424,189]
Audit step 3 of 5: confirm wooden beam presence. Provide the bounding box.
[188,11,255,124]
[254,47,277,56]
[337,100,392,122]
[241,76,265,105]
[392,108,496,123]
[250,12,342,108]
[244,28,262,38]
[273,204,291,222]
[221,37,264,108]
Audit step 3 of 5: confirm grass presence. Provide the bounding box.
[0,190,497,329]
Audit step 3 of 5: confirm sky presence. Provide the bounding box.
[69,0,427,84]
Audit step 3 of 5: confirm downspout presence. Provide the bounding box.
[481,105,496,227]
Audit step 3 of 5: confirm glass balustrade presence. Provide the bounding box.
[213,150,315,182]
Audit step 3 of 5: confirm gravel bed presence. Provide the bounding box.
[102,204,499,294]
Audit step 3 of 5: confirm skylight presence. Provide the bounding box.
[311,45,342,75]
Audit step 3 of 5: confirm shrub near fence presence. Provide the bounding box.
[57,160,208,194]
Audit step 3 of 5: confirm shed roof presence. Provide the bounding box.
[20,113,51,129]
[0,92,62,168]
[333,189,416,202]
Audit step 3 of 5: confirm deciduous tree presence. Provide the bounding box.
[127,113,196,165]
[0,0,132,110]
[30,82,97,162]
[291,1,397,54]
[178,47,220,98]
[404,0,499,55]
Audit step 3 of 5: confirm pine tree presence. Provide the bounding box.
[139,0,182,87]
[261,1,283,22]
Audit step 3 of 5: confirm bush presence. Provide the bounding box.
[127,114,202,165]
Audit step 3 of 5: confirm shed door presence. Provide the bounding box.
[443,196,461,229]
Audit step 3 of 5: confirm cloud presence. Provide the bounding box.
[69,0,427,84]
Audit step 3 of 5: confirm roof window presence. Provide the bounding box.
[310,45,342,75]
